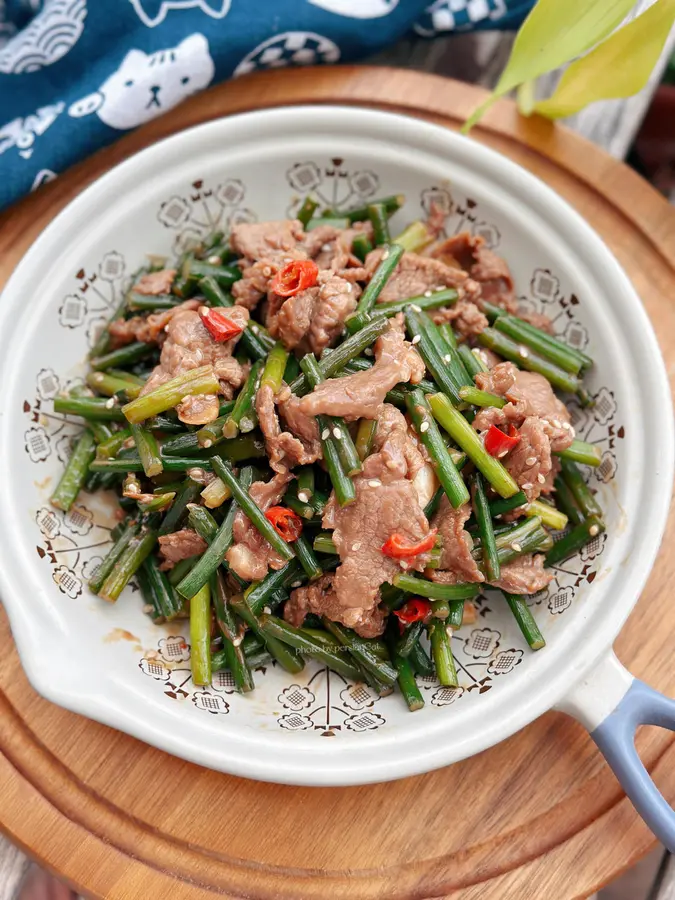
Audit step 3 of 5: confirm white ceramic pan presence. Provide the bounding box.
[0,107,673,845]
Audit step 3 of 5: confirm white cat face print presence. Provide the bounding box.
[234,32,340,77]
[129,0,231,28]
[68,34,214,130]
[0,0,87,74]
[306,0,399,18]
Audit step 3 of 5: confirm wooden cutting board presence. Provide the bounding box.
[1,67,675,900]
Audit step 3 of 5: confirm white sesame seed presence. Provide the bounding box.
[522,482,533,490]
[345,283,353,293]
[399,560,409,570]
[364,347,374,356]
[518,345,529,359]
[322,243,332,252]
[291,580,302,588]
[321,428,330,440]
[424,290,433,298]
[498,450,509,458]
[93,373,104,382]
[420,421,429,433]
[443,354,452,363]
[352,542,361,552]
[511,542,522,552]
[333,427,342,439]
[198,305,209,316]
[562,422,571,431]
[552,419,561,428]
[263,606,272,615]
[164,324,170,332]
[105,397,115,409]
[202,439,212,449]
[411,334,421,345]
[207,254,221,265]
[411,304,422,313]
[434,285,444,292]
[297,491,310,503]
[251,325,259,335]
[537,473,546,484]
[143,604,154,614]
[263,266,272,277]
[382,249,389,260]
[525,456,537,466]
[368,479,381,488]
[569,426,576,438]
[446,625,454,638]
[232,636,243,647]
[126,483,140,494]
[589,524,600,537]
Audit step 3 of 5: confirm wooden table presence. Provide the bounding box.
[1,67,675,900]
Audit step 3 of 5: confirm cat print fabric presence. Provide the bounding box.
[69,34,215,130]
[0,0,533,211]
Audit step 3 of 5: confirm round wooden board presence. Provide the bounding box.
[1,67,675,900]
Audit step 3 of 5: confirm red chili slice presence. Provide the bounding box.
[381,529,438,560]
[484,424,520,458]
[393,598,432,628]
[270,259,319,298]
[199,307,244,342]
[265,506,303,542]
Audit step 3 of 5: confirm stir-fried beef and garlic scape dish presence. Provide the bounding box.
[51,194,605,709]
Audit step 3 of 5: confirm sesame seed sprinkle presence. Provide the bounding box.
[93,373,104,382]
[202,439,212,448]
[382,249,389,260]
[525,456,537,466]
[537,473,546,484]
[263,606,272,615]
[207,254,221,265]
[420,421,429,433]
[443,354,451,363]
[424,290,433,298]
[411,334,421,345]
[143,604,154,614]
[399,560,409,570]
[552,419,562,428]
[251,325,259,335]
[498,450,509,458]
[518,345,529,359]
[411,304,422,312]
[352,542,361,551]
[446,625,454,638]
[368,479,381,488]
[522,482,533,490]
[562,422,571,431]
[511,542,522,552]
[321,428,330,440]
[589,524,600,537]
[333,427,342,439]
[291,580,302,588]
[232,636,243,647]
[297,491,309,503]
[364,347,373,356]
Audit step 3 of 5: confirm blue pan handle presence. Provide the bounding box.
[557,652,675,850]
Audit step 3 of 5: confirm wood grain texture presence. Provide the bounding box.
[0,67,674,900]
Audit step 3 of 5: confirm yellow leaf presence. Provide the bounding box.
[462,0,636,133]
[535,0,675,118]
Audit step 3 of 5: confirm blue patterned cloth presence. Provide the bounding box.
[0,0,533,212]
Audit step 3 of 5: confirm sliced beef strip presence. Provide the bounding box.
[285,573,387,639]
[428,496,484,585]
[431,300,488,340]
[230,219,305,261]
[428,232,517,314]
[318,407,432,634]
[299,316,423,420]
[158,529,208,570]
[474,362,574,452]
[271,273,360,355]
[225,472,293,582]
[490,554,553,594]
[133,268,176,296]
[108,299,200,349]
[366,247,478,305]
[256,383,321,473]
[309,221,373,271]
[140,305,248,425]
[232,249,307,309]
[501,416,553,502]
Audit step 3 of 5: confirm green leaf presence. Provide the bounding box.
[534,0,675,119]
[461,0,636,132]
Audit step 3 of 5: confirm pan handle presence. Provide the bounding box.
[557,652,675,850]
